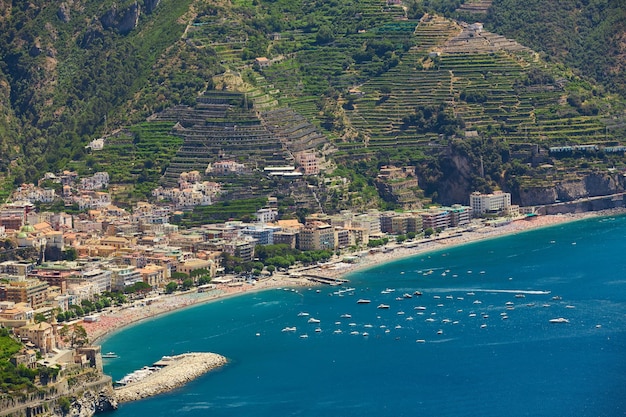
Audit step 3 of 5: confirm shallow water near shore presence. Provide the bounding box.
[101,215,626,417]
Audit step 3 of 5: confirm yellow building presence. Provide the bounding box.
[138,264,167,288]
[18,321,56,354]
[177,258,216,278]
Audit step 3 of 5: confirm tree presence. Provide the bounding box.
[165,281,178,294]
[424,227,435,237]
[171,271,189,280]
[316,26,335,45]
[58,324,89,348]
[34,313,47,323]
[63,248,78,261]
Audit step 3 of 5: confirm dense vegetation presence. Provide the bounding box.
[0,0,625,210]
[485,0,626,97]
[0,328,39,394]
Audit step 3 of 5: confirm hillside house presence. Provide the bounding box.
[255,57,271,69]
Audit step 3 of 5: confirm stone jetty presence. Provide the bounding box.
[114,352,228,403]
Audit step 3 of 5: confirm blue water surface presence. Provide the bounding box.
[101,216,626,417]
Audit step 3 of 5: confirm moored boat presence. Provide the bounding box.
[549,317,569,324]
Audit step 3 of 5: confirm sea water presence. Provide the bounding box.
[100,216,626,417]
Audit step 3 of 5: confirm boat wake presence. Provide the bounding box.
[430,288,551,295]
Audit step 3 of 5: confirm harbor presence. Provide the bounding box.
[114,353,228,403]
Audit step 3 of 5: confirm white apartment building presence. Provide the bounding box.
[469,191,511,215]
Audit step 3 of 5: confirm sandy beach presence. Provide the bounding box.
[83,209,625,344]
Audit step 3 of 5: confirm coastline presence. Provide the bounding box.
[83,209,625,344]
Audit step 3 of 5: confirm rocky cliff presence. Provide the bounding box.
[60,382,118,417]
[519,172,626,206]
[0,375,116,417]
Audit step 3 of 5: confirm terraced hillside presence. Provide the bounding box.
[153,91,329,186]
[343,14,622,152]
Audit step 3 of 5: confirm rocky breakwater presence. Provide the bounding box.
[114,353,228,403]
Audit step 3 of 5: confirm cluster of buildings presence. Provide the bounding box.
[0,186,520,353]
[152,171,222,209]
[12,170,111,211]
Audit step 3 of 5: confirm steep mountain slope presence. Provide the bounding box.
[485,0,626,97]
[1,0,626,209]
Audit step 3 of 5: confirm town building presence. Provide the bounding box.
[108,265,143,292]
[223,239,256,263]
[137,264,168,288]
[298,222,335,251]
[176,258,216,278]
[420,208,451,230]
[448,205,472,227]
[17,322,56,354]
[295,152,320,175]
[1,279,50,309]
[469,191,511,215]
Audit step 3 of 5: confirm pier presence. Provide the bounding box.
[114,352,227,403]
[302,274,349,285]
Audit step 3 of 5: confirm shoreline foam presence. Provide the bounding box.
[83,209,625,344]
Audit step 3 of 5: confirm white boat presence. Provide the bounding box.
[102,352,118,359]
[515,294,525,298]
[299,334,309,338]
[377,304,390,309]
[282,327,297,332]
[307,318,321,324]
[414,291,423,296]
[356,299,371,304]
[415,306,427,310]
[340,313,352,318]
[362,332,369,337]
[297,312,310,317]
[549,317,570,324]
[403,293,412,299]
[315,328,322,332]
[416,339,426,343]
[333,329,342,334]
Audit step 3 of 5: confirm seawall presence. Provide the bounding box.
[114,352,228,403]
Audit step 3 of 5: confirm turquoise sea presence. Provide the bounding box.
[101,216,626,417]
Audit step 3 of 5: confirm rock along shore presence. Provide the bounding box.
[114,352,228,403]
